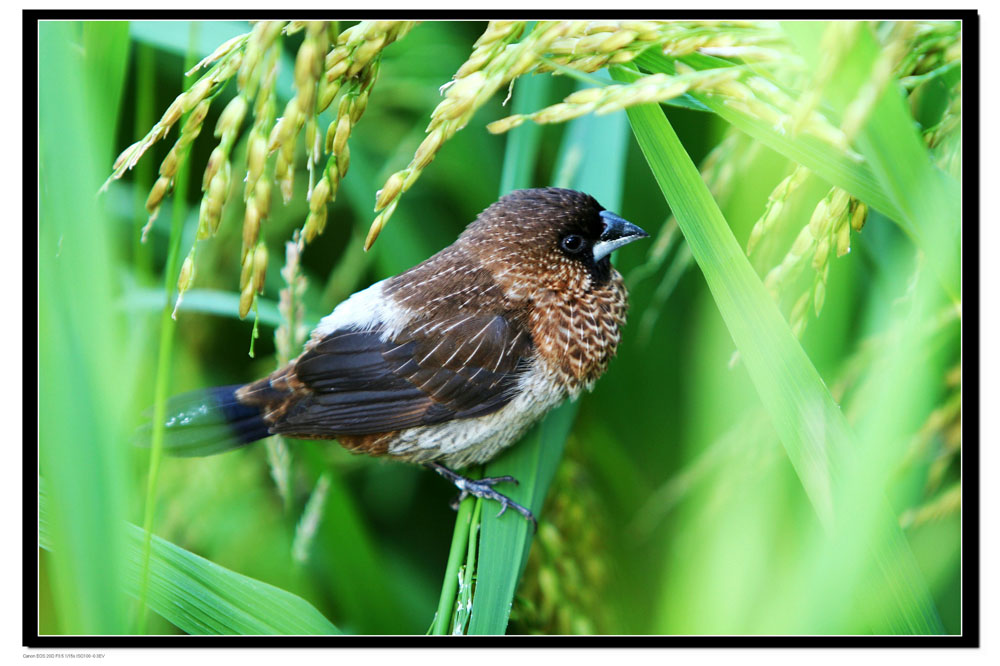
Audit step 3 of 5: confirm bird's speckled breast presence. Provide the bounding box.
[529,269,629,394]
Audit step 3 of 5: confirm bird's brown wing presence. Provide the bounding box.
[271,313,533,437]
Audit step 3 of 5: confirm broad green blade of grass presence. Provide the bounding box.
[466,76,629,635]
[39,481,340,635]
[779,21,960,301]
[612,65,944,634]
[38,20,132,635]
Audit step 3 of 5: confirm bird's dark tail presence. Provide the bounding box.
[138,384,272,457]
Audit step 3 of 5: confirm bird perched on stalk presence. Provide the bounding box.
[156,188,648,526]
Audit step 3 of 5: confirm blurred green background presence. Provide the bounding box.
[37,19,962,636]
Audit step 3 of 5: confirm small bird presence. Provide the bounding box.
[158,188,648,525]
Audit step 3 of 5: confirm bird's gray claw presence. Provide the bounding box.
[427,463,537,529]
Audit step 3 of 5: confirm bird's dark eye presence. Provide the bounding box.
[560,234,585,254]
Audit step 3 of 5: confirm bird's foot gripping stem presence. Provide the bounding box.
[427,463,537,531]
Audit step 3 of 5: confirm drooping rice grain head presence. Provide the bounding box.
[762,186,864,336]
[107,42,246,190]
[747,166,811,256]
[366,20,572,249]
[487,68,743,133]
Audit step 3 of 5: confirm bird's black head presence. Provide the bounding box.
[461,188,648,294]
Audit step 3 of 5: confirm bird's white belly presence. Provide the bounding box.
[386,360,567,468]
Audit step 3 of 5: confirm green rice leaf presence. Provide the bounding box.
[38,19,133,635]
[39,481,340,636]
[612,65,944,634]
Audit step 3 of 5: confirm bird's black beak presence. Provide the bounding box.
[594,210,649,262]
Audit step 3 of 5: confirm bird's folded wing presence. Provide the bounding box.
[272,313,533,436]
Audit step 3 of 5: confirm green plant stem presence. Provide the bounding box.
[136,22,200,634]
[465,499,483,572]
[431,495,476,635]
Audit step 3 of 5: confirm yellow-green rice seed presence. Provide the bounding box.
[203,146,226,191]
[455,51,492,78]
[813,235,830,270]
[182,99,212,137]
[239,280,255,319]
[808,199,830,238]
[375,171,405,211]
[565,87,605,105]
[198,197,220,238]
[216,95,248,137]
[243,201,261,254]
[835,219,852,257]
[252,243,268,293]
[310,177,331,213]
[352,36,386,75]
[813,279,826,316]
[158,145,180,178]
[317,78,341,113]
[332,114,352,155]
[850,201,868,232]
[111,140,142,172]
[182,78,214,113]
[364,201,396,250]
[246,133,267,189]
[486,115,526,134]
[326,57,350,82]
[160,98,185,129]
[608,50,638,64]
[255,178,272,216]
[598,30,637,53]
[177,252,196,294]
[413,130,445,170]
[146,176,171,213]
[304,207,327,244]
[337,144,351,179]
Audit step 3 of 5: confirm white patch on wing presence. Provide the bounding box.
[312,279,411,341]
